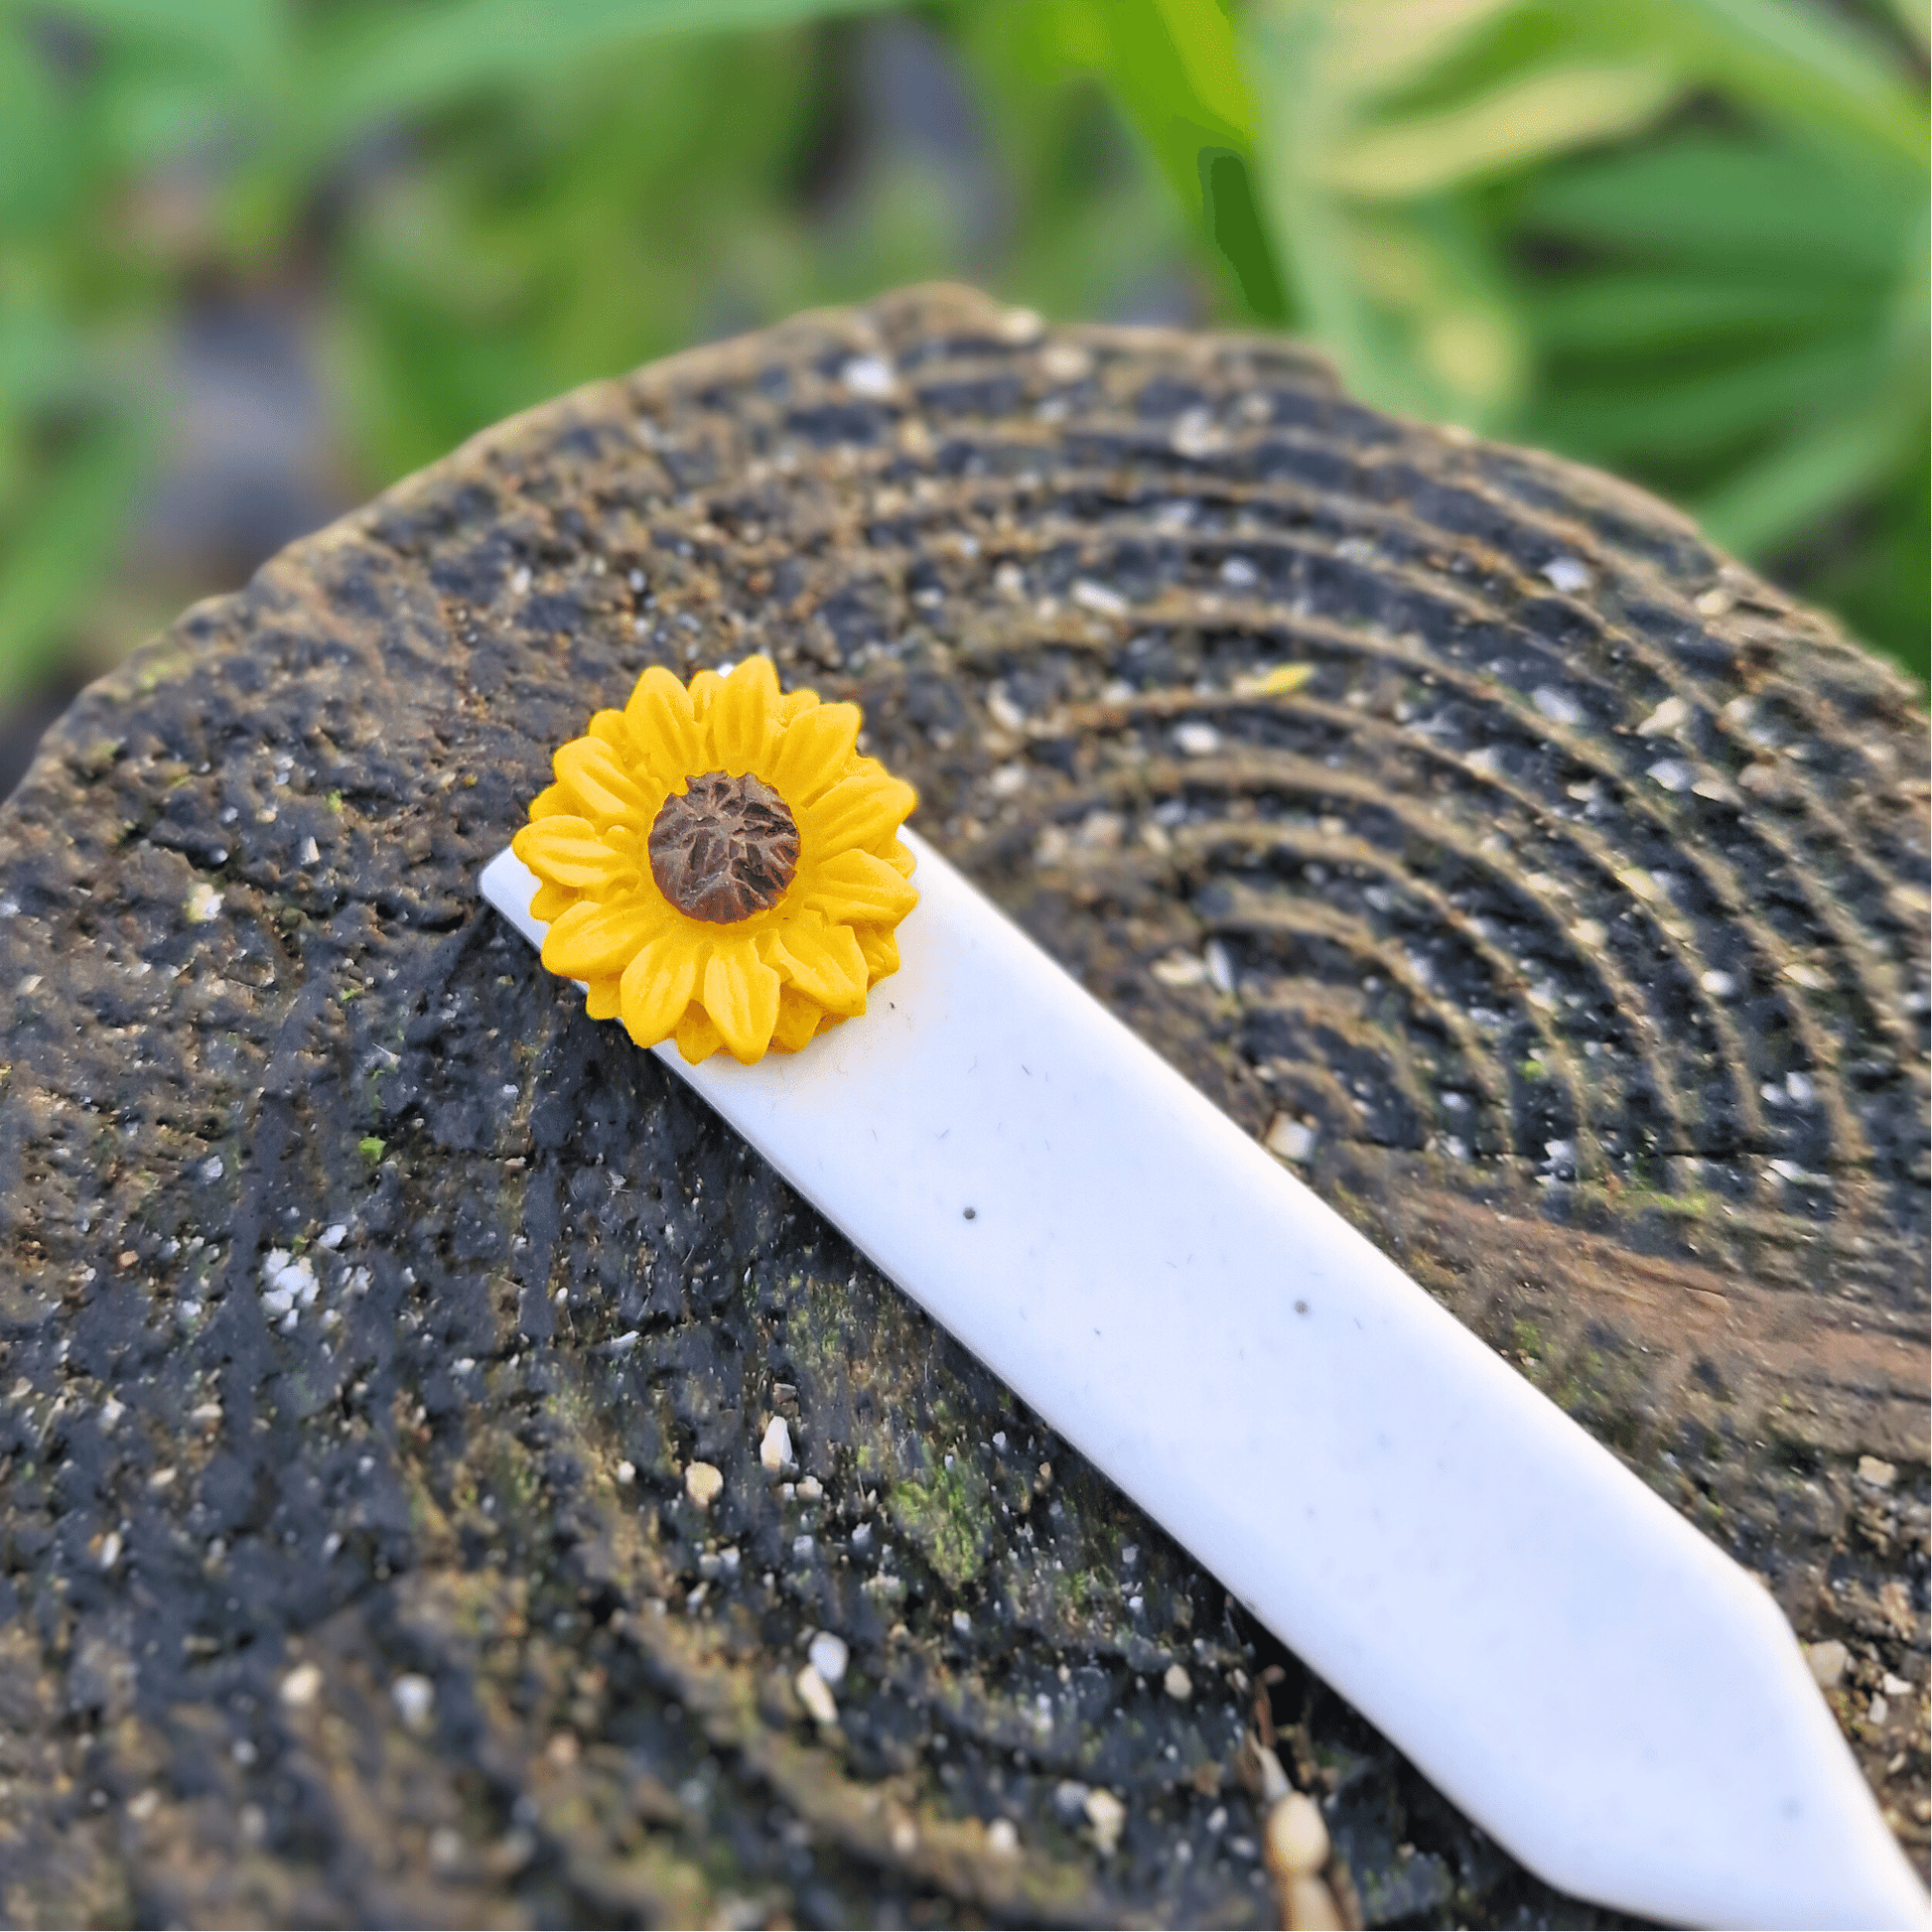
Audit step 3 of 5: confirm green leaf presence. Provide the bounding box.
[1042,0,1290,321]
[0,291,86,423]
[1522,135,1921,270]
[1881,0,1928,58]
[1305,0,1519,104]
[951,2,1200,322]
[1800,437,1926,680]
[90,63,252,171]
[1346,200,1530,424]
[1648,0,1926,164]
[329,25,836,481]
[0,417,148,704]
[1326,56,1681,197]
[1694,387,1921,556]
[1243,1,1391,380]
[50,0,286,85]
[302,0,896,148]
[0,16,118,234]
[1533,339,1877,458]
[1523,272,1867,351]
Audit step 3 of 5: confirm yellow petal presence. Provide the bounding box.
[529,783,572,821]
[674,1001,723,1064]
[803,850,919,926]
[587,709,633,758]
[585,976,622,1020]
[687,667,725,717]
[619,931,702,1047]
[513,817,637,892]
[765,702,860,806]
[801,771,917,860]
[554,737,649,826]
[705,655,779,774]
[762,916,868,1018]
[854,924,900,982]
[629,663,696,720]
[529,880,576,923]
[776,686,818,724]
[541,897,657,979]
[624,666,704,785]
[771,987,825,1053]
[882,838,915,879]
[516,810,594,851]
[702,935,781,1063]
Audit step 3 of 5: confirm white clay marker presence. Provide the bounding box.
[483,657,1928,1930]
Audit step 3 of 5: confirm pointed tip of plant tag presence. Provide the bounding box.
[480,835,1930,1932]
[1515,1549,1929,1930]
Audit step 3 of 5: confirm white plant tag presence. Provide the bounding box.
[483,830,1926,1930]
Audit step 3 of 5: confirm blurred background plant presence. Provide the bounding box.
[1,0,1924,787]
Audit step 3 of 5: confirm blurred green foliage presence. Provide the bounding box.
[0,0,1924,710]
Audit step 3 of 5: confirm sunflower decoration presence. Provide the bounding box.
[512,656,918,1065]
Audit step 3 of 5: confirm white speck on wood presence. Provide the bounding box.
[1267,1789,1330,1876]
[1083,1787,1127,1855]
[391,1674,434,1730]
[794,1663,838,1725]
[280,1663,323,1708]
[1805,1640,1849,1689]
[840,355,895,398]
[986,684,1026,732]
[1152,952,1208,988]
[1039,342,1091,382]
[1071,579,1128,618]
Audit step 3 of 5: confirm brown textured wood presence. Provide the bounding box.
[0,283,1923,1926]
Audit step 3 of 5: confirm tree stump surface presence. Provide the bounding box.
[0,283,1924,1928]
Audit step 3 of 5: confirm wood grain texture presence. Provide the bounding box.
[0,284,1922,1926]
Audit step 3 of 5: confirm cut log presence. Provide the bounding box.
[0,284,1922,1927]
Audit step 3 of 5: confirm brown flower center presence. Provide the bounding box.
[648,771,800,923]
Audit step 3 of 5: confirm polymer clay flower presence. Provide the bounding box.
[512,656,918,1064]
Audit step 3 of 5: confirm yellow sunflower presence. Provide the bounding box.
[512,655,918,1064]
